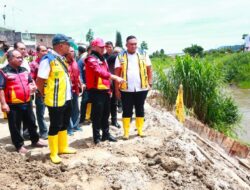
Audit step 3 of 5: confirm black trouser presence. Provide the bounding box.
[23,100,36,137]
[110,88,118,123]
[47,100,72,136]
[89,90,110,142]
[7,102,39,150]
[121,91,148,118]
[80,90,90,122]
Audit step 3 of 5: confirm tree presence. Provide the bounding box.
[115,31,123,48]
[140,41,148,51]
[86,29,94,44]
[160,49,165,55]
[242,34,248,40]
[183,44,204,57]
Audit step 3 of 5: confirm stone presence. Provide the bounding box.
[161,157,184,172]
[26,150,45,162]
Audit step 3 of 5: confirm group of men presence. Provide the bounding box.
[0,33,153,164]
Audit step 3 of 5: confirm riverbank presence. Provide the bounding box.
[0,94,249,189]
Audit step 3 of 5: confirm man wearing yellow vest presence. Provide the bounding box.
[36,34,76,164]
[115,35,153,140]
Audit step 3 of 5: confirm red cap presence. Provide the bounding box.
[91,38,105,47]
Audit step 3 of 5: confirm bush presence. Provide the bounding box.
[153,55,240,138]
[205,52,250,88]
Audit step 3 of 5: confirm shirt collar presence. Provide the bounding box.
[51,49,65,59]
[6,64,21,72]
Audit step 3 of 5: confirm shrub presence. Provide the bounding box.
[153,55,240,138]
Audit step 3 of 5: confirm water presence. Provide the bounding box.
[230,87,250,143]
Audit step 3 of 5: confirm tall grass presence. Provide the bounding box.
[204,52,250,88]
[153,55,240,138]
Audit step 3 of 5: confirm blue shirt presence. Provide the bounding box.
[77,58,86,84]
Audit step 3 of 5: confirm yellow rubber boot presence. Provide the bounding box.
[122,118,131,140]
[48,135,62,164]
[85,103,92,120]
[58,130,76,154]
[136,117,145,137]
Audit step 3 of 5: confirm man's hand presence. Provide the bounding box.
[1,103,10,113]
[148,83,153,90]
[111,75,125,84]
[29,82,37,94]
[82,84,86,91]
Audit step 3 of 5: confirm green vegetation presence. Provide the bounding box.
[115,31,123,48]
[86,28,94,44]
[204,51,250,88]
[153,55,241,138]
[140,41,148,51]
[183,44,204,57]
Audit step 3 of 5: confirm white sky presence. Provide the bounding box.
[0,0,249,53]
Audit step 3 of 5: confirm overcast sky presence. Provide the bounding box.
[0,0,249,53]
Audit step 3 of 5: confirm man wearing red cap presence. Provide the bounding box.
[85,38,124,144]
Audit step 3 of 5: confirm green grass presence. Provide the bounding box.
[238,81,250,89]
[151,56,173,69]
[153,55,241,138]
[203,52,250,88]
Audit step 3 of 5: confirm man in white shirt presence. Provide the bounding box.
[36,34,76,164]
[0,42,31,72]
[115,35,153,140]
[13,42,31,72]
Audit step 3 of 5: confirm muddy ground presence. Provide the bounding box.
[0,94,249,190]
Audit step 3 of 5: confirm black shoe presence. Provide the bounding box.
[111,122,121,129]
[102,135,117,142]
[83,120,92,125]
[79,118,84,125]
[94,139,101,145]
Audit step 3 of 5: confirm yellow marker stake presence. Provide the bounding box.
[176,84,185,123]
[3,112,7,119]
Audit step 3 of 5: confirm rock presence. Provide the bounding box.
[4,144,15,152]
[148,160,157,166]
[61,159,88,171]
[111,183,122,190]
[161,157,184,172]
[26,150,45,162]
[146,150,159,159]
[154,156,162,164]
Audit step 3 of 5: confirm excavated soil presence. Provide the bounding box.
[0,95,249,190]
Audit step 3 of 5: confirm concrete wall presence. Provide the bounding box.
[0,29,55,49]
[34,34,55,48]
[0,30,21,46]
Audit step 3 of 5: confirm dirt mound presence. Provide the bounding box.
[0,100,249,190]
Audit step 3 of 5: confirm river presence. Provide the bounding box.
[230,87,250,143]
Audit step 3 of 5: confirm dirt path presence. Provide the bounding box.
[0,97,249,190]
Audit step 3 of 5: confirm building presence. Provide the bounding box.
[21,32,55,50]
[0,27,56,53]
[0,27,21,55]
[34,33,55,48]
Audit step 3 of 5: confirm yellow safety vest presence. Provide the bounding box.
[43,53,68,107]
[118,51,149,90]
